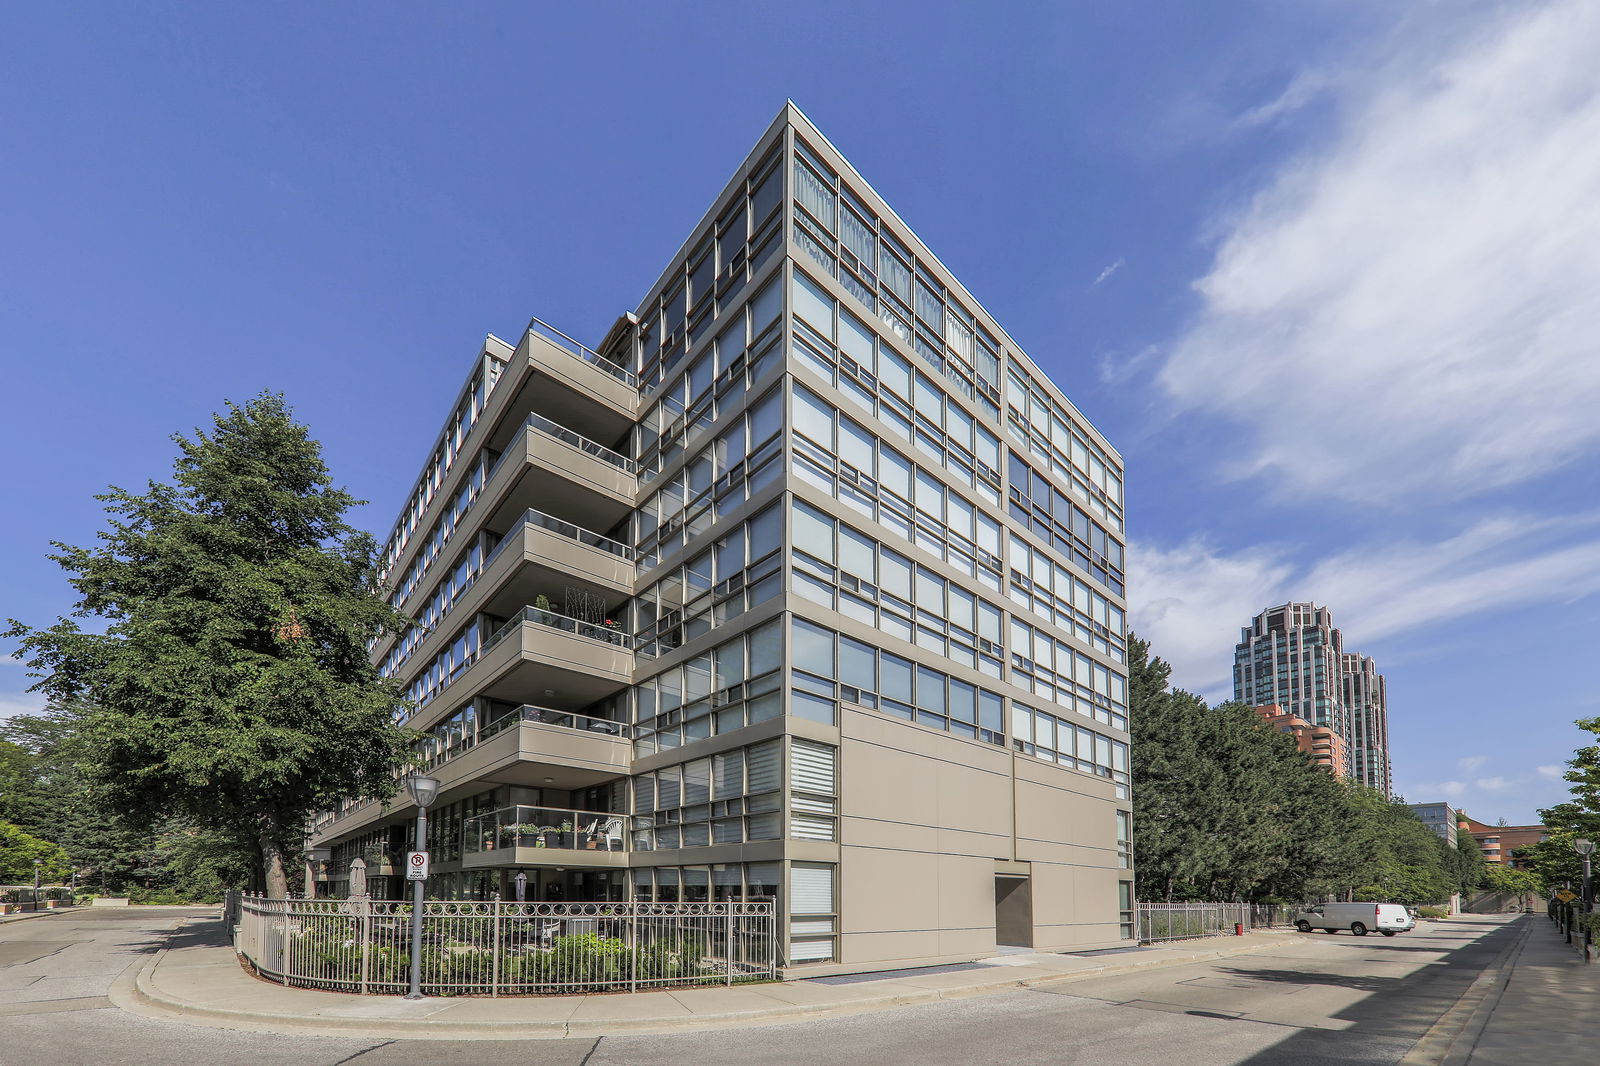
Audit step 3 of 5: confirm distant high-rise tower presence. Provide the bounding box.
[1342,653,1391,798]
[1233,603,1352,776]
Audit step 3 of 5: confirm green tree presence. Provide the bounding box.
[1481,864,1544,897]
[1430,828,1488,899]
[1522,718,1600,888]
[8,394,413,898]
[1128,636,1368,902]
[0,821,70,883]
[1348,795,1455,906]
[1128,633,1457,905]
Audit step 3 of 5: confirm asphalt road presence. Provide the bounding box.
[0,908,1526,1066]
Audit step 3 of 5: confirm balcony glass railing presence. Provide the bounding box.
[480,605,633,657]
[483,508,635,568]
[414,704,630,773]
[464,805,628,856]
[526,316,639,390]
[487,412,637,482]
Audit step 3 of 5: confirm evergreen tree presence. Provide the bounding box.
[8,394,413,897]
[1129,633,1456,905]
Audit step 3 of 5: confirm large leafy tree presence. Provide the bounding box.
[0,821,71,883]
[8,394,413,898]
[1130,633,1454,905]
[1522,718,1600,888]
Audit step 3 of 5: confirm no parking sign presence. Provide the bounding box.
[406,851,430,881]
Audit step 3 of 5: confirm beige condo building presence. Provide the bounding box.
[309,104,1133,973]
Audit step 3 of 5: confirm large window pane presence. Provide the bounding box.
[792,501,835,562]
[839,635,877,692]
[791,618,836,677]
[880,652,913,702]
[792,272,835,338]
[792,385,835,447]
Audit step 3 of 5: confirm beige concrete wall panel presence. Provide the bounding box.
[839,846,940,937]
[937,853,997,932]
[1027,861,1121,952]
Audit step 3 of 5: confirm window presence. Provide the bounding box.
[789,862,836,963]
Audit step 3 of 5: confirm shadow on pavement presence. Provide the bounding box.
[1222,917,1526,1065]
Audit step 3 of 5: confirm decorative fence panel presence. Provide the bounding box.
[1136,902,1250,944]
[235,897,776,996]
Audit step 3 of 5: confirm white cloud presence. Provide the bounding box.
[1130,515,1600,696]
[1160,0,1600,504]
[1129,537,1293,694]
[1475,776,1513,792]
[1090,258,1125,287]
[1537,764,1567,780]
[1412,780,1469,800]
[1458,755,1489,773]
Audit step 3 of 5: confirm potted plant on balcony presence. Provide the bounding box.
[500,823,542,847]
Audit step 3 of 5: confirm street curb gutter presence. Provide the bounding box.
[110,925,1302,1041]
[1397,915,1531,1066]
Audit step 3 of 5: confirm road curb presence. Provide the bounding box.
[1397,914,1531,1066]
[110,922,1303,1040]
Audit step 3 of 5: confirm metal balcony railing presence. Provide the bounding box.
[480,605,632,656]
[526,316,639,390]
[487,413,637,480]
[483,508,635,567]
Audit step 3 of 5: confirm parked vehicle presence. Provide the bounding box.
[1292,902,1415,937]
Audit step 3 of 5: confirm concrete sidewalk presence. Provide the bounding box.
[110,917,1305,1040]
[1449,916,1600,1065]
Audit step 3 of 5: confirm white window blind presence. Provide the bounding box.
[790,862,835,914]
[790,739,837,794]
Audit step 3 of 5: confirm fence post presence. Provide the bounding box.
[726,903,735,987]
[492,902,502,998]
[629,905,638,994]
[359,902,371,995]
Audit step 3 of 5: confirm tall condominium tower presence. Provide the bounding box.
[309,104,1133,972]
[1342,653,1391,798]
[1233,603,1349,763]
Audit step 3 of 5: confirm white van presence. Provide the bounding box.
[1293,902,1415,937]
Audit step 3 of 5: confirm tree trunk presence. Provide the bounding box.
[259,818,289,899]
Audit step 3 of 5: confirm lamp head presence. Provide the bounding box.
[405,774,441,809]
[1575,837,1596,857]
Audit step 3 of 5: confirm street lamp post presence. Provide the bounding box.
[1576,838,1595,964]
[403,774,440,1000]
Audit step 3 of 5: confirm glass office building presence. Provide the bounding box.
[310,104,1132,971]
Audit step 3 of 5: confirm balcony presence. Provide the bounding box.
[479,413,637,536]
[517,318,639,426]
[415,704,631,787]
[463,804,629,870]
[479,507,635,597]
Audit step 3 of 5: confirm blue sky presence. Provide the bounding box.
[4,2,1594,824]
